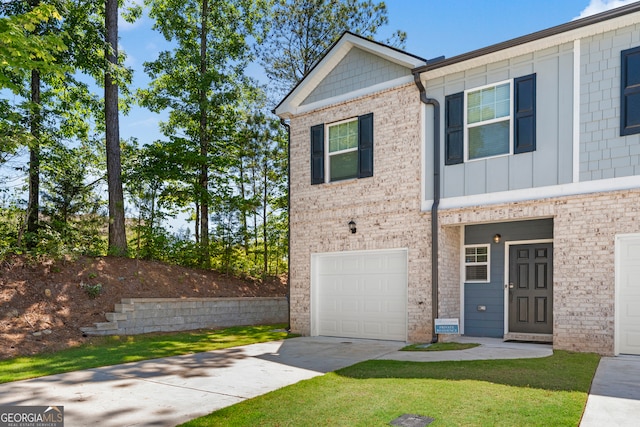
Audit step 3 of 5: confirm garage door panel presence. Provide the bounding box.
[314,249,407,341]
[617,236,640,355]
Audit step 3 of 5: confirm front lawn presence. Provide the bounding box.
[182,351,599,426]
[0,324,290,383]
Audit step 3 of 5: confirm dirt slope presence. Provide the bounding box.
[0,255,287,360]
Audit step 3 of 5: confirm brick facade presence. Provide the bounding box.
[289,79,640,355]
[289,84,434,342]
[439,189,640,355]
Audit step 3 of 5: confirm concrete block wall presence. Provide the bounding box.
[80,297,288,336]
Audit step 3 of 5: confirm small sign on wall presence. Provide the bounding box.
[435,318,459,334]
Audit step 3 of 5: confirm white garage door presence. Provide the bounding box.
[312,249,407,341]
[616,235,640,355]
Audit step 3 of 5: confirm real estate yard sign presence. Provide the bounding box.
[435,318,459,334]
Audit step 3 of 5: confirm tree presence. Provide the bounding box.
[258,0,406,94]
[140,0,267,268]
[104,0,127,255]
[0,2,66,91]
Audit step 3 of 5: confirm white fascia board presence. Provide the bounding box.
[275,33,425,117]
[418,11,640,80]
[422,175,640,212]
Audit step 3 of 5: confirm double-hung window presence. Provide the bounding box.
[310,113,374,184]
[328,119,359,181]
[445,73,536,165]
[464,244,490,283]
[466,82,512,161]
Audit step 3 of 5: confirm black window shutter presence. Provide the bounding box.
[445,92,464,165]
[358,113,374,178]
[310,124,324,185]
[621,46,640,136]
[514,73,536,153]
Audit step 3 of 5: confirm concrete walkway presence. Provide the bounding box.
[0,336,634,427]
[580,355,640,427]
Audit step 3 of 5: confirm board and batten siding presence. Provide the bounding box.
[463,219,553,338]
[423,42,575,200]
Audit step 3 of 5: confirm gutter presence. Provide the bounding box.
[413,72,440,344]
[278,117,292,332]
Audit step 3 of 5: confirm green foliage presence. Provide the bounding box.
[401,342,481,351]
[80,281,103,299]
[0,3,68,91]
[0,0,289,280]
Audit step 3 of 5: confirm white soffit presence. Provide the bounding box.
[276,33,426,117]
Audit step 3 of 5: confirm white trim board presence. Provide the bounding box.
[422,175,640,212]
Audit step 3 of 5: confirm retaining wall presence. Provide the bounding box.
[80,297,289,336]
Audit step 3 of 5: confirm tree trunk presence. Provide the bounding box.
[239,157,249,255]
[105,0,128,256]
[198,0,210,268]
[262,159,268,276]
[26,69,41,246]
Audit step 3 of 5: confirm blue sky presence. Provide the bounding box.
[118,0,638,146]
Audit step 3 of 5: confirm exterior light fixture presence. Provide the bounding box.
[493,234,501,244]
[348,220,357,234]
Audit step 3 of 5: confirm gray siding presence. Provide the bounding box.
[426,43,575,200]
[579,23,640,181]
[464,219,553,338]
[301,47,411,106]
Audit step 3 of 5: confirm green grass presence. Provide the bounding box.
[182,351,599,427]
[0,324,290,383]
[401,342,480,351]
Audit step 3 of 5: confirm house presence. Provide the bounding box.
[274,3,640,356]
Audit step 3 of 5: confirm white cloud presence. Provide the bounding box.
[574,0,638,19]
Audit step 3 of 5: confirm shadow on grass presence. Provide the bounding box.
[0,324,290,384]
[335,350,600,393]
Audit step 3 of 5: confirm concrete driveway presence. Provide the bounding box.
[2,336,635,427]
[580,355,640,427]
[0,337,403,427]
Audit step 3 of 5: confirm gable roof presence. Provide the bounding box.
[274,31,427,118]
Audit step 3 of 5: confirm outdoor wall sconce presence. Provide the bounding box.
[348,220,357,234]
[493,234,501,244]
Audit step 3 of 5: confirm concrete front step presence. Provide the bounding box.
[503,332,553,343]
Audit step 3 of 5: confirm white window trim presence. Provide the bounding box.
[464,243,491,283]
[325,117,358,183]
[463,79,514,163]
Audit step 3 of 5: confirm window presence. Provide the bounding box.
[445,74,536,165]
[310,113,373,184]
[464,245,490,283]
[621,46,640,136]
[466,82,512,160]
[328,119,359,181]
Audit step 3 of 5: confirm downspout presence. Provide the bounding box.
[279,117,292,332]
[413,72,440,344]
